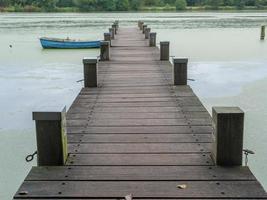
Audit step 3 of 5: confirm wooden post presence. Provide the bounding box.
[142,25,147,34]
[104,32,111,46]
[138,21,141,28]
[32,107,67,166]
[212,107,244,166]
[112,24,117,34]
[104,32,111,42]
[83,57,98,87]
[149,32,157,47]
[173,58,188,85]
[115,23,119,32]
[100,41,110,61]
[160,41,170,61]
[145,27,151,39]
[139,21,144,30]
[115,20,119,27]
[109,28,115,40]
[261,25,265,40]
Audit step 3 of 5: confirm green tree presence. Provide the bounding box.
[57,0,73,7]
[144,0,161,5]
[115,0,129,10]
[164,0,176,5]
[97,0,116,10]
[209,0,222,9]
[234,0,245,8]
[37,0,58,9]
[0,0,10,6]
[175,0,187,9]
[129,0,143,10]
[223,0,234,6]
[73,0,97,11]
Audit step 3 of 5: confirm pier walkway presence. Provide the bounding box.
[14,25,267,199]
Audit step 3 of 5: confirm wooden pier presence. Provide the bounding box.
[14,22,267,199]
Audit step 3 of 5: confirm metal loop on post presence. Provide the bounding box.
[25,151,37,162]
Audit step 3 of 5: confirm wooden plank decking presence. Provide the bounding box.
[14,27,267,199]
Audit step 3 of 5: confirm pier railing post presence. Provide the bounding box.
[139,21,144,30]
[100,41,110,61]
[160,41,170,60]
[109,28,115,39]
[145,27,151,39]
[83,57,98,87]
[32,107,67,166]
[115,20,119,27]
[149,32,157,47]
[212,107,244,166]
[104,32,111,46]
[142,24,147,34]
[173,58,188,85]
[261,25,265,40]
[112,24,117,34]
[138,21,141,28]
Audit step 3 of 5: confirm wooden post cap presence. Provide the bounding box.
[173,58,188,64]
[150,32,156,36]
[83,57,98,64]
[212,106,244,114]
[160,41,169,45]
[33,111,62,121]
[101,41,110,46]
[104,32,111,37]
[33,107,66,120]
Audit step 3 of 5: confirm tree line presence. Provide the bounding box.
[0,0,267,11]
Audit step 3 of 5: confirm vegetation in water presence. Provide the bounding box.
[0,0,267,12]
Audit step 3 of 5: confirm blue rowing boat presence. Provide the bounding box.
[40,37,101,49]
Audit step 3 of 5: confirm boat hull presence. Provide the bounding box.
[40,38,101,49]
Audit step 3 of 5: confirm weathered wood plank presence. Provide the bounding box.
[67,112,211,120]
[67,125,213,134]
[68,107,207,114]
[68,143,211,153]
[14,199,267,200]
[66,118,212,127]
[67,134,211,143]
[66,153,213,166]
[26,166,255,181]
[14,181,267,199]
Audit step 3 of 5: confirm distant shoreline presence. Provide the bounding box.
[1,6,267,13]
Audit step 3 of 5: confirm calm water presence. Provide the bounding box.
[1,12,267,199]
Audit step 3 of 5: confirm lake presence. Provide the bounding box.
[0,12,267,199]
